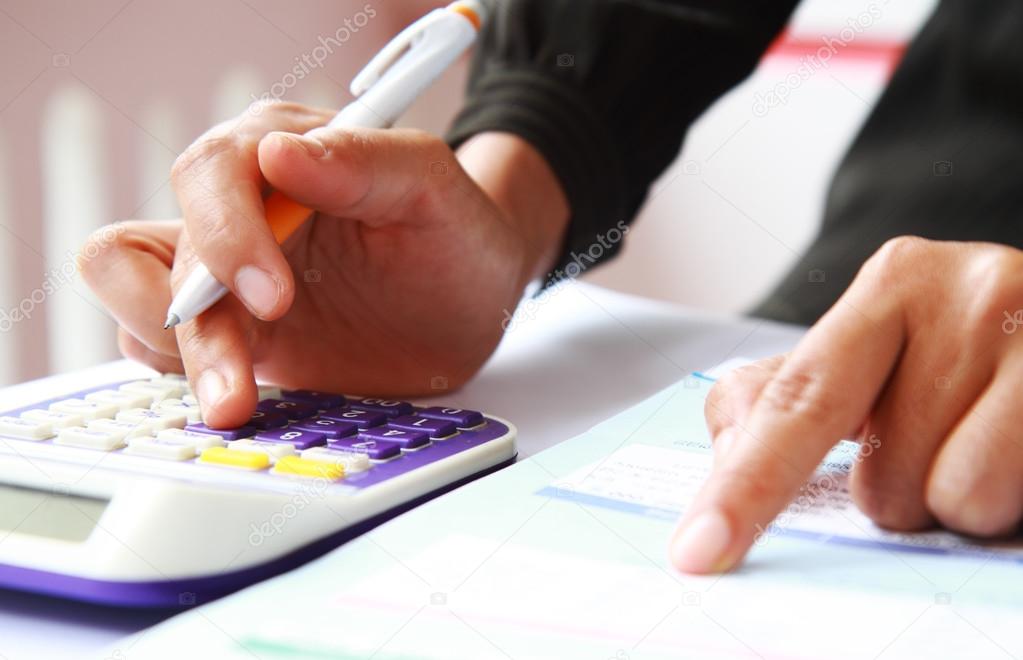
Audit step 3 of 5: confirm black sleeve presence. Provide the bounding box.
[447,0,799,283]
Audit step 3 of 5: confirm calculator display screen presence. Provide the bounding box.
[0,483,108,543]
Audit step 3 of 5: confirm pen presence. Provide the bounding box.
[164,0,487,329]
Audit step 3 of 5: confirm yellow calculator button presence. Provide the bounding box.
[199,446,270,470]
[272,456,345,481]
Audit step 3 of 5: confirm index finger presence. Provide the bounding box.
[171,103,332,321]
[670,280,906,573]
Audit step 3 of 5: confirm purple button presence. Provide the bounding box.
[255,428,327,450]
[247,410,289,430]
[320,408,386,429]
[184,423,254,441]
[257,399,317,420]
[291,417,359,439]
[350,398,413,418]
[388,415,456,439]
[417,406,484,428]
[360,427,429,449]
[329,436,401,460]
[282,390,346,409]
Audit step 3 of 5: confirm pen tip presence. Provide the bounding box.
[163,314,180,330]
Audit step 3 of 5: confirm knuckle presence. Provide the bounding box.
[849,469,930,531]
[78,223,125,268]
[171,134,239,187]
[255,100,308,119]
[963,248,1023,330]
[859,235,932,287]
[703,379,730,424]
[185,199,236,250]
[757,370,839,425]
[926,468,1020,537]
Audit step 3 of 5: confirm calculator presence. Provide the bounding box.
[0,374,515,607]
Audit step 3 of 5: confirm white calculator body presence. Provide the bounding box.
[0,372,515,607]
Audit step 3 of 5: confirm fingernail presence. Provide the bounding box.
[671,509,732,573]
[235,266,280,318]
[197,369,228,411]
[279,133,326,159]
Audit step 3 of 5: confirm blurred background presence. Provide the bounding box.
[0,0,936,387]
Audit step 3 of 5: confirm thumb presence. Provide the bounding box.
[257,127,455,226]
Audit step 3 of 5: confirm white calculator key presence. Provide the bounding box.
[257,385,282,401]
[119,381,183,402]
[182,394,198,406]
[87,418,153,440]
[125,435,199,461]
[300,447,370,473]
[20,409,83,429]
[49,399,118,421]
[116,408,187,431]
[55,426,126,451]
[155,428,224,450]
[229,439,295,461]
[0,416,54,441]
[85,389,153,411]
[152,373,187,384]
[152,398,201,423]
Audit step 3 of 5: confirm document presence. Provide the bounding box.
[544,442,1023,564]
[109,374,1023,660]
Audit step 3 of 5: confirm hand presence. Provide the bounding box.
[671,237,1023,573]
[80,102,568,427]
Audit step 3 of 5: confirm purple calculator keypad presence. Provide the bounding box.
[184,423,254,441]
[320,408,386,429]
[282,390,346,409]
[349,398,414,418]
[255,428,327,450]
[257,399,317,420]
[418,406,484,428]
[291,417,359,439]
[329,436,402,460]
[247,410,289,430]
[388,415,456,438]
[360,427,429,449]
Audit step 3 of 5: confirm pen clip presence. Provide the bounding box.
[350,9,449,97]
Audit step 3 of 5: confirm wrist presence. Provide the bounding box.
[456,132,569,287]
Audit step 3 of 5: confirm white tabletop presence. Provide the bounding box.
[0,283,805,659]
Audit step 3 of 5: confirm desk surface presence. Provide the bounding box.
[0,283,804,659]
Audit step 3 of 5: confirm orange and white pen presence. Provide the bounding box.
[164,0,487,329]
